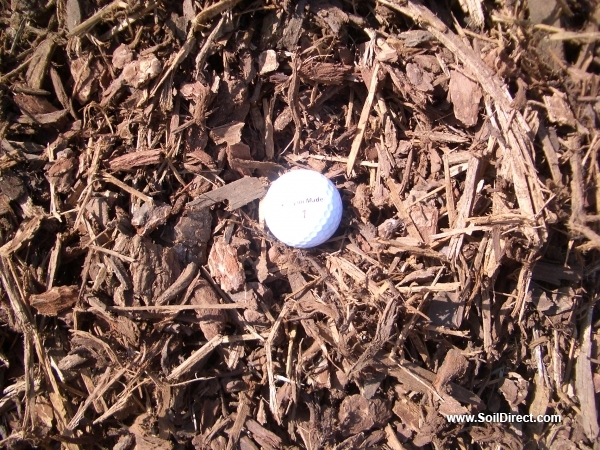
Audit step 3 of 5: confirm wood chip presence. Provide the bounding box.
[208,237,245,293]
[186,177,266,211]
[544,91,577,127]
[30,286,78,316]
[347,62,380,176]
[210,121,245,146]
[449,70,482,127]
[108,149,164,171]
[0,215,45,256]
[25,37,55,90]
[576,303,600,440]
[258,50,278,75]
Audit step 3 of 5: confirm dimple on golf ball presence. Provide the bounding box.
[262,169,342,248]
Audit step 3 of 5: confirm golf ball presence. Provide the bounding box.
[262,169,342,248]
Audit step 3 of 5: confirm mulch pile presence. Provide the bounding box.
[1,0,600,448]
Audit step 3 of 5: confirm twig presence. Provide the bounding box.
[66,367,127,430]
[195,16,225,72]
[576,301,600,440]
[149,36,197,99]
[448,155,481,261]
[548,31,600,42]
[394,267,445,351]
[67,0,129,37]
[101,172,154,203]
[190,0,244,33]
[396,363,444,402]
[386,178,423,242]
[168,335,224,381]
[308,154,378,167]
[440,154,456,228]
[392,282,459,294]
[99,2,156,41]
[398,143,414,196]
[199,266,264,341]
[74,139,107,228]
[407,185,445,207]
[345,88,355,127]
[347,62,380,176]
[167,334,259,381]
[71,330,122,366]
[89,245,136,263]
[264,97,275,159]
[267,300,294,424]
[226,393,251,450]
[289,54,302,154]
[0,55,35,84]
[108,304,246,312]
[429,225,491,240]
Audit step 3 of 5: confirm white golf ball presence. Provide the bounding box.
[262,169,342,248]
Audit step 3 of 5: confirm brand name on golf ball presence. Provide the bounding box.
[292,197,323,206]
